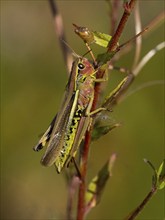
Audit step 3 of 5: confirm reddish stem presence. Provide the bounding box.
[108,0,137,52]
[76,1,137,219]
[77,63,104,220]
[77,131,91,220]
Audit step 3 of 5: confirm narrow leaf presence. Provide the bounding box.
[85,154,117,215]
[96,52,115,64]
[93,31,112,48]
[144,158,165,190]
[144,158,157,188]
[157,159,165,190]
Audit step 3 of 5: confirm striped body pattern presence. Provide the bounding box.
[34,58,96,173]
[55,105,83,172]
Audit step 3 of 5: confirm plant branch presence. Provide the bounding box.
[125,187,157,220]
[109,10,164,64]
[118,27,148,51]
[66,175,80,220]
[47,1,164,220]
[76,1,137,219]
[104,42,165,108]
[77,131,92,220]
[133,41,165,76]
[123,80,164,101]
[107,0,137,52]
[144,11,165,37]
[106,0,121,35]
[48,0,73,72]
[132,1,142,68]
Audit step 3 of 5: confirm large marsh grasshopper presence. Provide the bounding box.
[33,57,107,173]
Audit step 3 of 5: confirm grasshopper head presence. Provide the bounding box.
[77,58,95,76]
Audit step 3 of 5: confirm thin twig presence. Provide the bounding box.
[144,11,165,37]
[109,10,164,64]
[48,0,73,72]
[107,0,121,35]
[66,176,81,220]
[133,41,165,76]
[107,0,137,52]
[123,80,165,101]
[118,27,148,51]
[125,187,157,220]
[132,1,142,68]
[103,42,165,108]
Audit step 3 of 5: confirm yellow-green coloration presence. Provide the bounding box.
[33,116,56,151]
[73,23,112,48]
[55,92,83,173]
[34,55,132,173]
[85,156,113,207]
[34,57,104,173]
[102,74,134,109]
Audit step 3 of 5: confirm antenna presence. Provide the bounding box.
[60,38,80,58]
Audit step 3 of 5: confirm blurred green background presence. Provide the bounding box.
[1,1,164,219]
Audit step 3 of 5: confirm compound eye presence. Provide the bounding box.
[78,63,85,70]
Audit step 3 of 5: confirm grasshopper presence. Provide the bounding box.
[33,57,107,173]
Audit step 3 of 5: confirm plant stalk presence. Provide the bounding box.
[125,187,157,220]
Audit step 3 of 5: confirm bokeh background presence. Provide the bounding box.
[1,1,164,219]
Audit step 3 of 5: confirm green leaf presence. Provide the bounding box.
[96,52,115,64]
[144,158,165,190]
[159,181,165,190]
[93,31,112,48]
[85,154,116,214]
[92,112,121,141]
[157,159,165,190]
[73,24,116,65]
